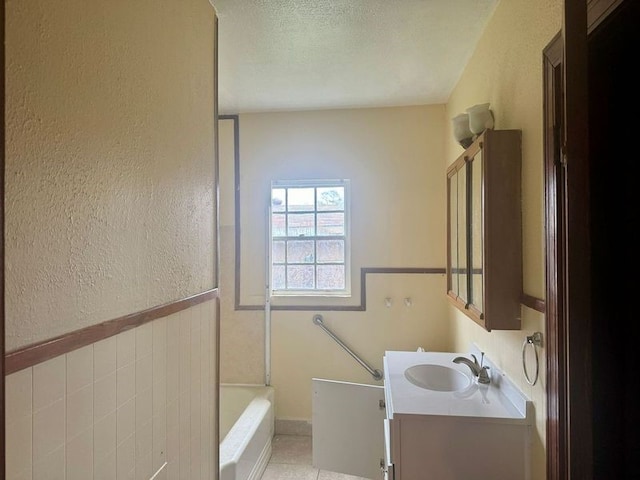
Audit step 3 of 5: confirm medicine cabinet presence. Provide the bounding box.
[446,129,522,331]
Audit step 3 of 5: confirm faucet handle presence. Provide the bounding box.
[470,353,480,368]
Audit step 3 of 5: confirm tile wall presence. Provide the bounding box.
[5,300,217,480]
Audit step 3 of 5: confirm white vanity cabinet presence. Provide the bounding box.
[383,412,532,479]
[383,351,532,479]
[312,350,532,480]
[385,391,498,480]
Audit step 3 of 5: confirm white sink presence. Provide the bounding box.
[383,350,532,420]
[404,363,471,392]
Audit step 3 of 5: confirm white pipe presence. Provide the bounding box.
[264,205,272,386]
[265,286,271,386]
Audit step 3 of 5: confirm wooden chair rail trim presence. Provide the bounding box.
[4,288,218,375]
[236,266,446,310]
[521,293,546,313]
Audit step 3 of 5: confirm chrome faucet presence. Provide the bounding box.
[453,353,491,384]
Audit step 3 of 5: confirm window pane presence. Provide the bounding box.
[272,213,286,237]
[317,265,345,289]
[317,212,344,236]
[272,265,285,290]
[287,188,315,212]
[287,240,314,263]
[272,241,285,263]
[287,265,314,289]
[317,187,344,211]
[287,213,315,237]
[270,180,350,295]
[316,240,344,263]
[272,188,286,212]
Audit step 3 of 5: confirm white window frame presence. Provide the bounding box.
[269,179,351,297]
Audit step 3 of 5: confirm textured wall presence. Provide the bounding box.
[4,0,217,350]
[445,1,563,480]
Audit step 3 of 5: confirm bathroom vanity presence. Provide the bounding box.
[381,350,532,479]
[312,349,532,479]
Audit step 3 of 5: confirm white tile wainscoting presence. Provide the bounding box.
[5,300,217,480]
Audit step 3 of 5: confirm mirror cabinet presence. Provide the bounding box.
[446,129,522,331]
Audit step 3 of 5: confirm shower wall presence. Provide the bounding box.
[5,0,217,352]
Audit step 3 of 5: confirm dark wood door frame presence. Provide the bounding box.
[543,32,566,479]
[545,0,592,476]
[544,22,594,477]
[1,0,6,475]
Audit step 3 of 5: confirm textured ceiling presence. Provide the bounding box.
[214,0,498,114]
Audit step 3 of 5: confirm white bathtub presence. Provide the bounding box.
[220,384,275,480]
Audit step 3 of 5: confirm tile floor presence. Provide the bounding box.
[260,434,373,480]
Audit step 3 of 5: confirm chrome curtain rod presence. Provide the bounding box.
[312,314,383,381]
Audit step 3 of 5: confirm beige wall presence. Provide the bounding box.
[271,274,449,421]
[219,107,451,419]
[5,0,217,351]
[237,107,447,308]
[4,0,219,478]
[5,302,217,480]
[445,1,563,479]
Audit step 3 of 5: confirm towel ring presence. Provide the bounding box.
[522,332,543,386]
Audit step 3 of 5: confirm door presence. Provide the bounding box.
[560,2,592,477]
[312,378,385,480]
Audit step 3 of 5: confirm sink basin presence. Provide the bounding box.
[404,364,471,392]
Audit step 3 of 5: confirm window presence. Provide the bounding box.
[270,179,350,296]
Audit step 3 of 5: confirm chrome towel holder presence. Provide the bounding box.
[522,331,543,386]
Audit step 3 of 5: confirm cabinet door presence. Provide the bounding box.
[445,129,522,330]
[383,419,395,480]
[457,165,468,303]
[312,378,385,479]
[468,149,484,315]
[446,158,467,305]
[447,168,459,298]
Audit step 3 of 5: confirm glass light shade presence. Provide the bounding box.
[452,113,473,148]
[466,103,494,134]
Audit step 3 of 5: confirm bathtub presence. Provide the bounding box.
[220,384,275,480]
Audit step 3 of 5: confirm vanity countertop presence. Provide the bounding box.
[383,350,532,425]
